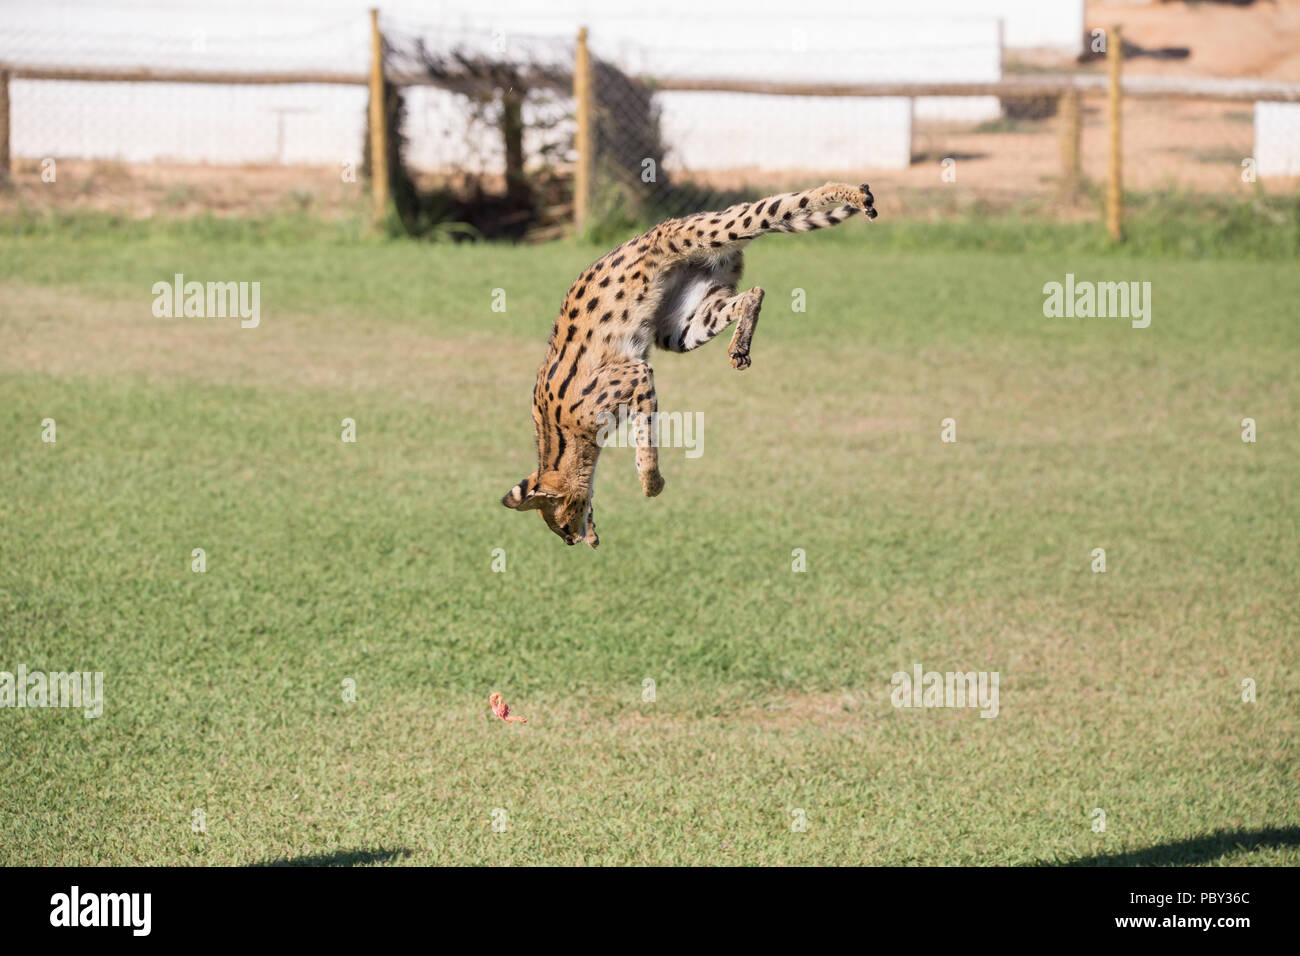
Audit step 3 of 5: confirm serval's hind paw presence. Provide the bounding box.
[729,349,752,370]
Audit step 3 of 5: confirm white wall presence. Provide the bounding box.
[946,0,1085,51]
[1255,103,1300,179]
[659,93,913,173]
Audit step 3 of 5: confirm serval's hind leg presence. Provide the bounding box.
[659,283,766,370]
[727,287,763,370]
[577,361,664,497]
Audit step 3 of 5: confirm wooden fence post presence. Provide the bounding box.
[1106,25,1124,242]
[573,27,593,235]
[1058,86,1081,198]
[0,69,11,186]
[368,8,390,225]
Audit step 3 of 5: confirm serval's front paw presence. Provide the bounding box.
[729,349,752,370]
[641,470,665,497]
[856,183,878,220]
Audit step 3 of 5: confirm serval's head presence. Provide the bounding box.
[501,468,598,548]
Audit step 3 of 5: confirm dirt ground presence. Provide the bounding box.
[0,158,368,220]
[1089,0,1300,81]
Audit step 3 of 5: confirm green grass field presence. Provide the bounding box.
[1,215,1297,865]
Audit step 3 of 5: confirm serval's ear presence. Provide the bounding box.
[501,470,566,511]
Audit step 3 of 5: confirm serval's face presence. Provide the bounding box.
[538,493,595,547]
[501,470,598,548]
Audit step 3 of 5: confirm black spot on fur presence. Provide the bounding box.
[556,357,581,400]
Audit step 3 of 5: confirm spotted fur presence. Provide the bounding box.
[502,181,878,547]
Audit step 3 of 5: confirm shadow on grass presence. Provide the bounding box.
[1041,826,1300,866]
[250,848,412,867]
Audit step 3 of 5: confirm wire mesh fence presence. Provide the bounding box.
[1,15,370,165]
[1,12,1298,238]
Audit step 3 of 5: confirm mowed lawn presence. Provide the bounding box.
[0,220,1297,866]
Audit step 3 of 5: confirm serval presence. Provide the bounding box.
[502,181,878,547]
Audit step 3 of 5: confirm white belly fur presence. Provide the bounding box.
[654,268,720,344]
